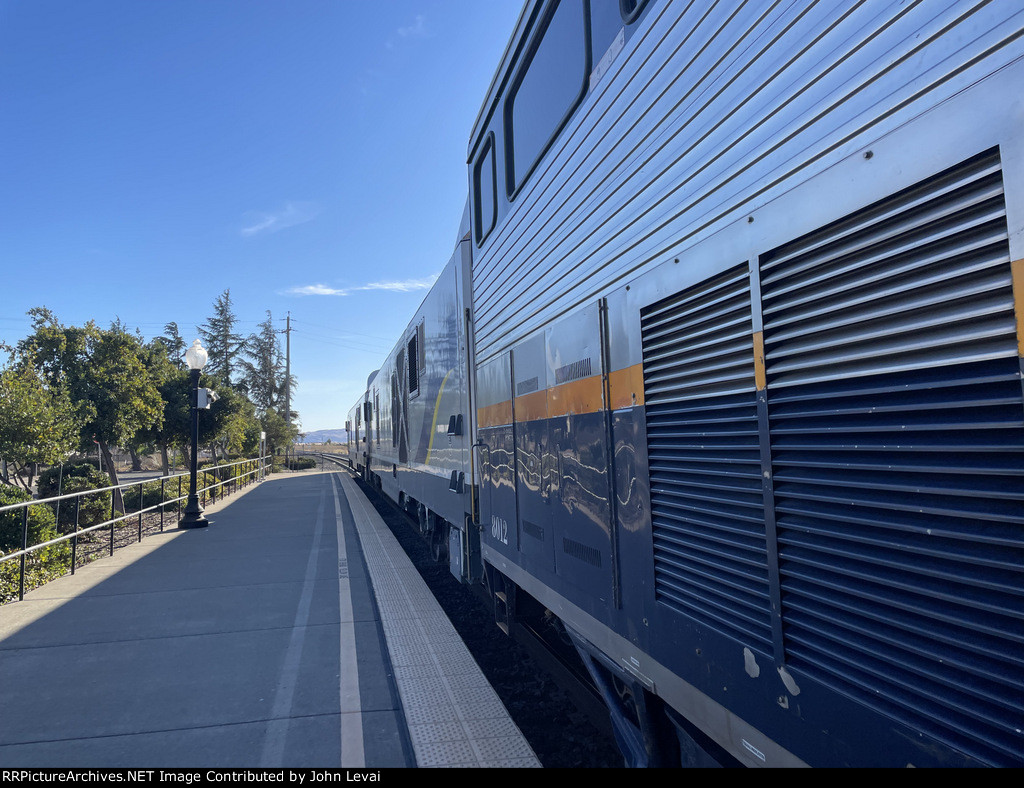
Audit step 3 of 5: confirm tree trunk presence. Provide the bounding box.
[160,442,170,476]
[8,462,31,493]
[98,439,125,514]
[129,447,143,472]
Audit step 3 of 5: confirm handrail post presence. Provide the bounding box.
[71,497,80,575]
[160,477,166,531]
[109,488,115,556]
[19,506,28,601]
[138,481,143,542]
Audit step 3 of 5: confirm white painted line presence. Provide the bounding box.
[259,483,326,767]
[331,473,365,768]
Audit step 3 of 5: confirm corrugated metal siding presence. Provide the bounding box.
[640,263,772,649]
[473,0,1024,363]
[760,149,1024,766]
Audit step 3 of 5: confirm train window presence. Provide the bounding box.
[374,391,380,446]
[504,0,589,197]
[619,0,649,24]
[591,0,624,55]
[408,333,419,395]
[473,133,497,245]
[391,371,399,447]
[417,320,426,372]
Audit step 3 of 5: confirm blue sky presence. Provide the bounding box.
[0,0,523,433]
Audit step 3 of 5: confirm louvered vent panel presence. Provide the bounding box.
[641,264,772,650]
[760,149,1024,766]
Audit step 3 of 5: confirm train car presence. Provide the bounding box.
[356,234,478,572]
[344,378,373,475]
[348,0,1024,768]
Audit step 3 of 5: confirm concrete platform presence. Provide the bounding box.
[0,469,540,768]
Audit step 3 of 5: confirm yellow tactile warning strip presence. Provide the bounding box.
[478,365,646,428]
[1012,258,1024,357]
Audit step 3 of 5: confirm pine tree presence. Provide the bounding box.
[239,311,285,412]
[198,289,244,386]
[156,321,186,368]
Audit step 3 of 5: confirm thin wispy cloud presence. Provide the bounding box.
[386,14,431,50]
[397,15,429,39]
[240,202,319,237]
[286,275,438,297]
[289,284,348,296]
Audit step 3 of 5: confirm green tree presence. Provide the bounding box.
[198,383,260,463]
[17,309,163,506]
[198,289,244,387]
[239,310,286,412]
[130,338,190,475]
[156,321,186,369]
[153,368,192,475]
[260,407,297,457]
[0,361,81,492]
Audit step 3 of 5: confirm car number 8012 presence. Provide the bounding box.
[490,515,509,545]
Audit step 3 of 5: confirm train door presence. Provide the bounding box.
[476,352,518,559]
[374,389,380,448]
[361,394,372,477]
[512,333,556,574]
[546,303,614,604]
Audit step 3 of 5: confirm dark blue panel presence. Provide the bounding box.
[479,424,519,561]
[516,416,556,574]
[552,411,614,606]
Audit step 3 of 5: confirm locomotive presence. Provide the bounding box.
[346,0,1024,767]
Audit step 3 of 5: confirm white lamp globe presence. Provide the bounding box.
[185,339,208,371]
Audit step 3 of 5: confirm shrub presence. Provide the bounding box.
[122,481,166,513]
[0,486,69,603]
[37,463,112,500]
[191,471,222,498]
[0,484,58,554]
[39,469,114,533]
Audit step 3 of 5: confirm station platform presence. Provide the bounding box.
[0,468,541,768]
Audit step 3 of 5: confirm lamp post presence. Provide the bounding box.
[179,339,209,529]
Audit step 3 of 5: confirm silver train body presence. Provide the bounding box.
[346,0,1024,767]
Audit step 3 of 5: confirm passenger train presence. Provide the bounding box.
[345,0,1024,767]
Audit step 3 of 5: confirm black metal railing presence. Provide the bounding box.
[0,455,269,604]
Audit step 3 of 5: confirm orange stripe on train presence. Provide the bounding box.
[1012,258,1024,358]
[476,364,646,427]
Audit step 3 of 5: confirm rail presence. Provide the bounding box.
[292,450,350,471]
[0,455,269,604]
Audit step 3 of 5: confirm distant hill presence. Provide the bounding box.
[298,429,348,444]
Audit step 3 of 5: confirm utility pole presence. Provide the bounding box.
[282,312,292,427]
